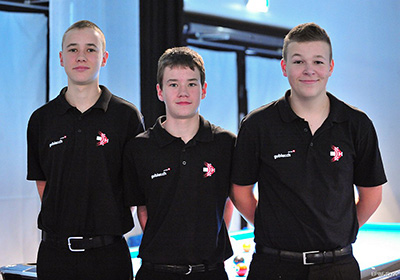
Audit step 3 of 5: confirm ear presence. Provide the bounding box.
[59,51,64,67]
[156,84,164,102]
[201,82,207,100]
[101,51,109,67]
[328,59,334,76]
[280,59,288,77]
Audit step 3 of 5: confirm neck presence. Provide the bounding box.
[289,92,330,134]
[65,83,102,113]
[163,115,200,144]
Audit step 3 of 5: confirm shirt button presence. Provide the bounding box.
[310,142,314,147]
[182,161,187,166]
[77,129,82,133]
[304,128,309,133]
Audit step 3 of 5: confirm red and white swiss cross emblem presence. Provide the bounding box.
[330,145,343,162]
[96,131,109,146]
[203,162,216,177]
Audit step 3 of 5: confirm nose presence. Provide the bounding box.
[303,63,315,75]
[178,86,189,97]
[76,51,87,62]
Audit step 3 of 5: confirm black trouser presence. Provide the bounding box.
[37,237,133,280]
[135,263,228,280]
[246,252,360,280]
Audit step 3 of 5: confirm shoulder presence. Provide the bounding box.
[210,123,236,139]
[109,94,141,114]
[329,94,378,142]
[28,97,59,123]
[199,115,236,142]
[331,94,373,126]
[107,94,144,131]
[124,129,150,150]
[240,98,282,128]
[100,85,140,114]
[128,129,152,146]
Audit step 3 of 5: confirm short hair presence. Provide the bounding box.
[157,47,205,89]
[61,20,106,51]
[282,22,332,62]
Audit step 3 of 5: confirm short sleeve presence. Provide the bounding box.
[27,111,45,181]
[123,138,146,206]
[231,118,260,186]
[353,119,387,187]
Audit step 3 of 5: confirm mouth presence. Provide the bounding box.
[176,101,192,105]
[300,79,319,84]
[73,66,90,71]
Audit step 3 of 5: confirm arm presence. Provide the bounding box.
[230,184,257,225]
[36,180,46,201]
[356,185,383,228]
[137,205,148,231]
[223,198,234,230]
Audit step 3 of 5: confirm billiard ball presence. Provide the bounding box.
[233,255,245,265]
[243,242,251,252]
[236,263,248,277]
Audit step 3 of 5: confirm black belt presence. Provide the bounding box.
[142,262,223,275]
[255,244,352,265]
[42,231,122,252]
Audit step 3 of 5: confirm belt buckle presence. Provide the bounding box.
[184,265,193,275]
[302,250,319,265]
[68,236,85,252]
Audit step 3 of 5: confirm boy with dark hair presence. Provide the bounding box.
[124,46,235,280]
[27,20,144,280]
[230,22,386,279]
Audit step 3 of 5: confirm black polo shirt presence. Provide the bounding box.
[232,90,387,252]
[27,85,144,236]
[124,115,235,264]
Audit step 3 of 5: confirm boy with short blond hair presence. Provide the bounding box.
[231,23,386,279]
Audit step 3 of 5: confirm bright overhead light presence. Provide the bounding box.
[246,0,269,13]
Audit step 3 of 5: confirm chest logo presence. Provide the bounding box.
[96,131,109,146]
[330,145,343,162]
[274,149,296,160]
[151,168,171,179]
[203,162,216,178]
[49,135,67,148]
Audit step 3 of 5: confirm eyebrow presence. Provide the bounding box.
[166,78,199,83]
[291,53,327,59]
[66,43,99,49]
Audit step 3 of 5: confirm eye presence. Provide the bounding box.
[87,48,96,53]
[293,60,303,64]
[188,82,198,87]
[168,83,178,88]
[68,48,77,53]
[314,60,324,65]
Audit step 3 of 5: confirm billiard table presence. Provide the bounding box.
[129,223,400,279]
[1,223,399,279]
[221,223,400,279]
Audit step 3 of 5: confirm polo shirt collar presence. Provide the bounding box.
[326,92,350,123]
[55,85,112,115]
[153,115,213,147]
[278,90,349,124]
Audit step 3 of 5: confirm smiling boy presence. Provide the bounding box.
[230,23,387,279]
[27,20,144,280]
[123,47,235,280]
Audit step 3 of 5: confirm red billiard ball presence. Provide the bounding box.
[233,255,245,265]
[236,263,248,277]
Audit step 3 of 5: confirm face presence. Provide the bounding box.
[59,28,108,86]
[281,41,334,100]
[157,66,207,121]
